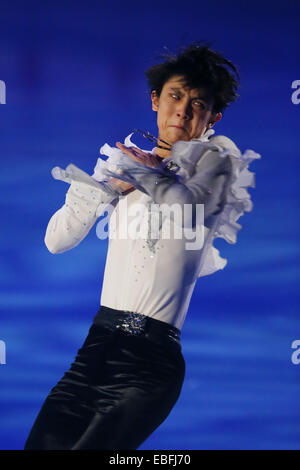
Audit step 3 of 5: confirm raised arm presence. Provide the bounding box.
[99,138,233,228]
[127,149,232,226]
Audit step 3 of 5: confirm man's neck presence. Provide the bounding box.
[154,146,172,160]
[154,127,210,159]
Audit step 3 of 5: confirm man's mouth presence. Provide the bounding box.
[170,125,186,131]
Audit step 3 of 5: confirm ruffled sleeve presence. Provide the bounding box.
[51,162,124,199]
[196,135,261,277]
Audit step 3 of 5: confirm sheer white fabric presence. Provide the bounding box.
[95,130,261,276]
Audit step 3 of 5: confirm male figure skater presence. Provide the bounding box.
[24,42,260,450]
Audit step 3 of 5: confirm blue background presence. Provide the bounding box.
[0,0,299,450]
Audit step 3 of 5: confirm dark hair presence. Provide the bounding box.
[145,41,240,114]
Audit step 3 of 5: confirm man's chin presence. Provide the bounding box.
[166,129,190,144]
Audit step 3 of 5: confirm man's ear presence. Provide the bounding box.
[209,112,222,127]
[151,90,159,111]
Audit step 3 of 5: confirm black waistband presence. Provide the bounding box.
[92,305,181,347]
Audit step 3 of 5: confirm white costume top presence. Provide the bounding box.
[46,129,261,330]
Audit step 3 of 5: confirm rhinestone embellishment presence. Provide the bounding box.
[115,312,147,335]
[146,200,163,255]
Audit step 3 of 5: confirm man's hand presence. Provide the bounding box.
[116,142,162,168]
[108,142,163,196]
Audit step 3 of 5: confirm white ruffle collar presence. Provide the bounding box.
[123,127,215,151]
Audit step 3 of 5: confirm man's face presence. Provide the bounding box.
[151,75,222,146]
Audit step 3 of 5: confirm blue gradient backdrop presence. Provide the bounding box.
[0,0,299,450]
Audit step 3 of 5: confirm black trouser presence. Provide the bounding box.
[24,306,185,450]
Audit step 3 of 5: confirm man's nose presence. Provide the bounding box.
[176,101,192,120]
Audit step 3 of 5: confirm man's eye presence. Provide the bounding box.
[194,101,205,109]
[171,93,180,100]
